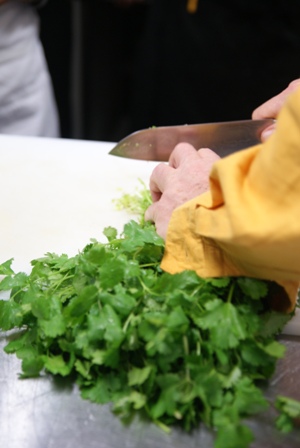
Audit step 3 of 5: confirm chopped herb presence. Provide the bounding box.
[113,179,151,224]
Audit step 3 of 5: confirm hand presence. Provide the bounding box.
[145,143,220,240]
[252,79,300,142]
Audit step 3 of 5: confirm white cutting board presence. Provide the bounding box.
[0,134,157,272]
[0,134,298,336]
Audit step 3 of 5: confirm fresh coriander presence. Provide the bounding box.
[0,218,297,448]
[0,182,299,448]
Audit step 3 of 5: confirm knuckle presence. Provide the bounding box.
[152,162,167,177]
[170,143,197,166]
[289,79,300,90]
[197,147,220,161]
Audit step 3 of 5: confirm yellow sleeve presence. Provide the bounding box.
[161,87,300,312]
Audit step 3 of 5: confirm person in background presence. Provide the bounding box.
[145,79,300,314]
[0,0,59,137]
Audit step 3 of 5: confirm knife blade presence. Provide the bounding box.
[109,119,274,161]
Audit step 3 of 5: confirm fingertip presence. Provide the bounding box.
[261,125,275,142]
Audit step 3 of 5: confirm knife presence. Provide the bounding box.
[109,119,274,161]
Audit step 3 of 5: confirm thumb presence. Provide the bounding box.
[260,123,276,142]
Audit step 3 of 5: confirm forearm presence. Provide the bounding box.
[161,87,300,312]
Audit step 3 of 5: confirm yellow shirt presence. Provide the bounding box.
[161,87,300,313]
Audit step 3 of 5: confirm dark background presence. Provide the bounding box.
[38,0,72,138]
[38,0,148,141]
[38,0,300,142]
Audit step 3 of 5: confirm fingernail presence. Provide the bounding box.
[261,128,274,141]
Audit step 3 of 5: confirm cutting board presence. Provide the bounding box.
[0,135,157,272]
[0,134,298,336]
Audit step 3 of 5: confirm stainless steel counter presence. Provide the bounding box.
[1,334,300,448]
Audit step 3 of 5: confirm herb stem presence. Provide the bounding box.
[138,277,160,296]
[153,419,171,433]
[52,273,74,292]
[183,335,189,356]
[10,288,25,301]
[123,312,134,332]
[227,282,235,303]
[139,262,159,269]
[183,335,191,381]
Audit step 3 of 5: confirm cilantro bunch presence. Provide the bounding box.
[0,220,298,448]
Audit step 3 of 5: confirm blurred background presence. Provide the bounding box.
[38,0,300,142]
[39,0,148,141]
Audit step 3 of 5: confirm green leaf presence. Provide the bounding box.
[258,311,293,337]
[206,277,231,288]
[214,423,254,448]
[275,395,300,433]
[103,226,118,242]
[276,413,294,433]
[21,356,44,378]
[195,301,247,349]
[166,306,189,329]
[4,336,26,354]
[81,374,123,404]
[65,285,98,317]
[43,354,73,376]
[154,270,202,294]
[222,366,242,389]
[99,257,126,289]
[0,258,15,275]
[195,367,223,409]
[81,379,112,404]
[237,277,268,300]
[3,327,38,357]
[100,286,136,317]
[75,359,92,380]
[121,220,164,251]
[241,341,271,367]
[0,272,28,291]
[233,377,268,415]
[113,390,147,413]
[39,314,66,338]
[31,293,62,320]
[0,300,24,330]
[83,245,107,265]
[87,304,123,346]
[150,377,181,420]
[258,340,286,359]
[276,395,300,419]
[128,365,153,386]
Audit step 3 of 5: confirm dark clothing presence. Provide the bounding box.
[39,0,300,141]
[129,0,300,131]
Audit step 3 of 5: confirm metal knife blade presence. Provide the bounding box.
[109,119,274,161]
